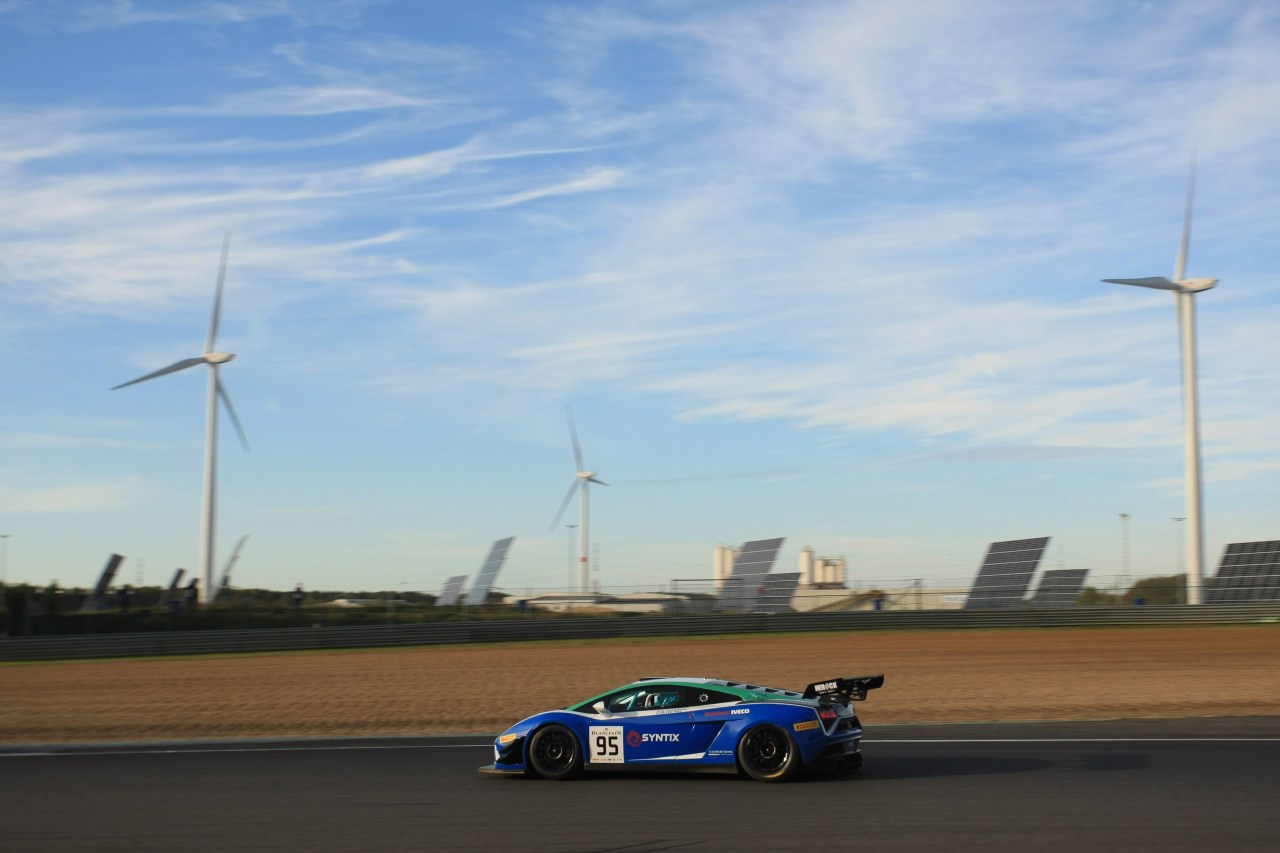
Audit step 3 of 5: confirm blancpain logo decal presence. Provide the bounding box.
[641,733,680,743]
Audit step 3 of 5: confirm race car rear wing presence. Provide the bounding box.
[802,674,885,702]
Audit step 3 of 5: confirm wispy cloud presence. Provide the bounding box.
[0,476,153,513]
[482,166,626,208]
[0,0,365,32]
[210,84,430,116]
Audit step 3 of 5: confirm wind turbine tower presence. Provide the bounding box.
[113,235,250,604]
[549,408,607,595]
[1104,164,1217,605]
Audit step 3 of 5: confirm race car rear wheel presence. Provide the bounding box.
[737,724,800,782]
[528,724,582,781]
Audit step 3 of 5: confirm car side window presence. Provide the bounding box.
[603,687,687,712]
[642,688,685,710]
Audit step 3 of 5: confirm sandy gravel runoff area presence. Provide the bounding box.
[2,625,1278,744]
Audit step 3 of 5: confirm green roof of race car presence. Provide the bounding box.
[565,676,815,712]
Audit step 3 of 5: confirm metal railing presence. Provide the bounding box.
[1,604,1277,662]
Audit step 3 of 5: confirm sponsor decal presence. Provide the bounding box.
[698,693,710,703]
[730,708,750,715]
[498,734,519,745]
[812,681,838,694]
[640,733,680,743]
[793,720,821,732]
[626,730,643,748]
[589,726,624,764]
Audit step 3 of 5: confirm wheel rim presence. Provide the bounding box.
[534,729,575,772]
[743,727,789,774]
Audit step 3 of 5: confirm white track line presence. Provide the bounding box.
[0,743,488,757]
[876,738,1280,743]
[4,737,1279,758]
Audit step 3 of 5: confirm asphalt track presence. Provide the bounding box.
[3,719,1278,852]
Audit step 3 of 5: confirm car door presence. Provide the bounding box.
[622,686,696,762]
[585,686,696,765]
[685,687,752,763]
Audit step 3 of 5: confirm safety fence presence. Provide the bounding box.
[1,604,1277,662]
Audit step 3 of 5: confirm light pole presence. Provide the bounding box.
[1119,513,1131,602]
[565,525,578,594]
[1173,517,1186,602]
[0,534,9,632]
[1104,165,1216,605]
[0,534,9,624]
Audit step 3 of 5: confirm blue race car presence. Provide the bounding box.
[479,673,884,782]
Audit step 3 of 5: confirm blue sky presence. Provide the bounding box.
[1,0,1277,597]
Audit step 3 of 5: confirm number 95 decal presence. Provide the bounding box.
[588,726,624,764]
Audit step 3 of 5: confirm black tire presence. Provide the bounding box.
[527,724,582,781]
[736,724,801,782]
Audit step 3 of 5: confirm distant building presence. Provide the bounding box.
[798,547,846,588]
[521,592,705,614]
[712,544,738,591]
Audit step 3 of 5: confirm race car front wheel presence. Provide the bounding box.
[528,724,583,781]
[737,724,800,782]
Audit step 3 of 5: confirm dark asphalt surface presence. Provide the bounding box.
[3,718,1278,852]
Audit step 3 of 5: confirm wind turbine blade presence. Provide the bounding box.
[548,479,580,532]
[220,534,249,583]
[587,476,608,486]
[1175,155,1196,282]
[216,376,251,453]
[1102,277,1182,292]
[206,232,231,354]
[111,357,206,390]
[212,534,249,601]
[567,406,585,472]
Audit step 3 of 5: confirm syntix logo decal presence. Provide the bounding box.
[637,732,680,743]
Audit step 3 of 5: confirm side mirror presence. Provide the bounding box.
[593,701,611,716]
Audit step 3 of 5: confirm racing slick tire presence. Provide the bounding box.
[736,724,801,782]
[527,724,583,781]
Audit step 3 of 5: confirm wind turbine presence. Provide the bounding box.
[548,408,606,595]
[113,234,250,605]
[1103,163,1217,605]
